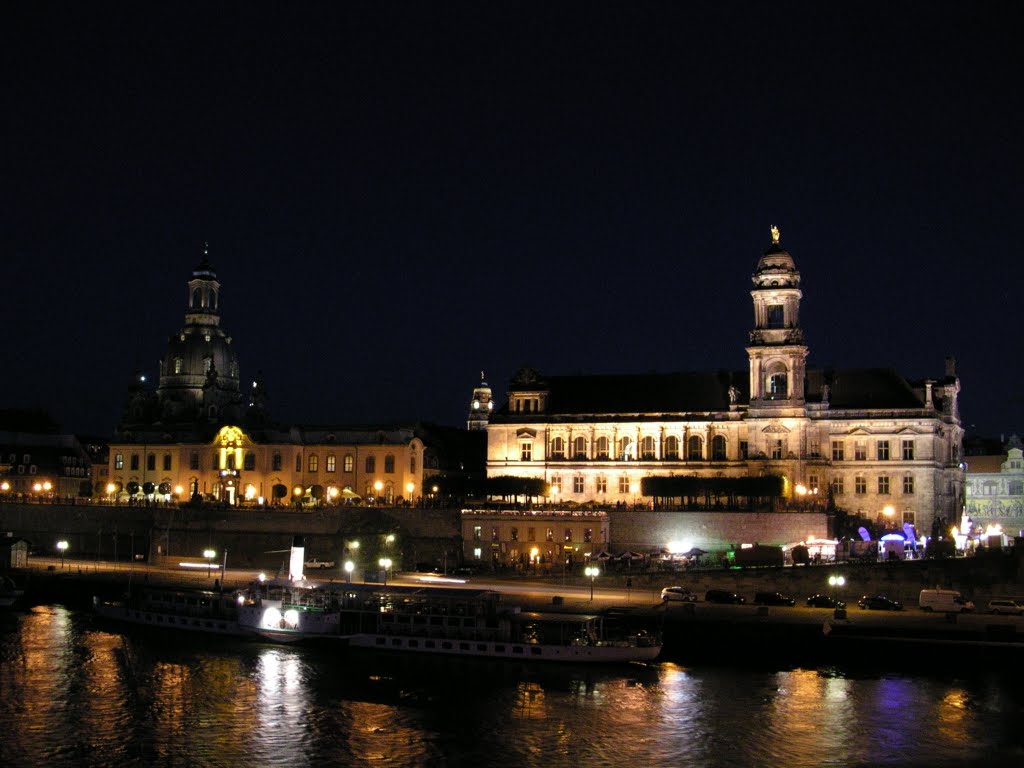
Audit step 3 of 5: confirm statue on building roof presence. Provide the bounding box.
[770,225,780,245]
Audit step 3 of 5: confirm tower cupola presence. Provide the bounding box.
[467,371,494,431]
[746,226,809,405]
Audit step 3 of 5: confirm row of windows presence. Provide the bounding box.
[472,525,595,543]
[967,480,1024,496]
[831,439,915,461]
[524,436,920,463]
[536,472,918,497]
[115,451,416,474]
[832,476,915,495]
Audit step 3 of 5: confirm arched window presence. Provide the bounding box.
[326,454,336,472]
[618,436,633,460]
[226,452,236,470]
[208,405,217,419]
[712,435,727,461]
[191,288,201,308]
[765,362,789,399]
[687,436,703,461]
[343,454,354,472]
[244,452,256,471]
[211,290,218,310]
[272,453,282,471]
[366,456,376,473]
[595,436,610,460]
[573,436,587,459]
[295,454,302,472]
[640,436,656,460]
[550,437,565,459]
[173,357,183,374]
[308,454,318,472]
[384,455,395,473]
[664,436,680,460]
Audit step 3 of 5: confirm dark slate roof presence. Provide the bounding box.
[498,367,927,416]
[509,370,749,415]
[806,368,924,409]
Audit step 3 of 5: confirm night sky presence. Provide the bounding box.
[3,2,1021,440]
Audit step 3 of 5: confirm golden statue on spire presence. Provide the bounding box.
[770,225,780,245]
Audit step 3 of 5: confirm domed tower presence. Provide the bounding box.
[467,371,494,431]
[156,247,243,423]
[746,226,808,406]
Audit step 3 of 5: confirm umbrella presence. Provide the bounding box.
[595,551,613,560]
[684,547,707,557]
[618,551,645,560]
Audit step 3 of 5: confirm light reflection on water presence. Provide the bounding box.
[1,606,1023,767]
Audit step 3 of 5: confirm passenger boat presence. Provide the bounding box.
[93,587,251,637]
[241,582,661,662]
[237,580,343,643]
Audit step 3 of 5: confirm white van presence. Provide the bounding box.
[919,589,974,613]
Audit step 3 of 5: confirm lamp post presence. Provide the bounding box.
[204,548,216,577]
[374,480,383,505]
[406,482,414,505]
[344,560,354,583]
[828,574,845,608]
[584,565,600,601]
[379,557,392,588]
[57,540,68,570]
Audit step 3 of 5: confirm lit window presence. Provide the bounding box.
[326,455,336,473]
[595,436,610,460]
[308,454,318,472]
[114,453,124,470]
[473,526,482,541]
[173,357,183,374]
[343,454,353,472]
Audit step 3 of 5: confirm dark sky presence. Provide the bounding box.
[3,2,1021,439]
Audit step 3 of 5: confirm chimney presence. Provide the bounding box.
[945,356,957,378]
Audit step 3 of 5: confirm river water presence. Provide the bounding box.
[1,604,1022,767]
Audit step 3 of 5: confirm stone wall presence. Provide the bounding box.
[608,509,828,552]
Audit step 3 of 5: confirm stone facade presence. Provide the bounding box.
[486,229,965,538]
[964,437,1024,536]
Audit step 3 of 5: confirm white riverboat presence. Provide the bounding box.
[241,582,661,662]
[238,580,343,643]
[93,587,251,638]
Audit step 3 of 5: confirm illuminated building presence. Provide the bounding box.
[964,435,1024,536]
[106,251,425,506]
[486,228,965,536]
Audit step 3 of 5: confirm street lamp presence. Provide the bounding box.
[379,557,392,587]
[344,560,354,583]
[374,480,383,504]
[204,548,216,577]
[828,574,846,609]
[57,540,69,570]
[406,482,414,504]
[584,565,600,601]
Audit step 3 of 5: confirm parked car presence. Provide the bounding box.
[987,599,1024,615]
[661,586,698,602]
[304,558,335,570]
[858,595,903,611]
[806,594,846,609]
[705,589,745,604]
[919,589,974,613]
[754,591,796,606]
